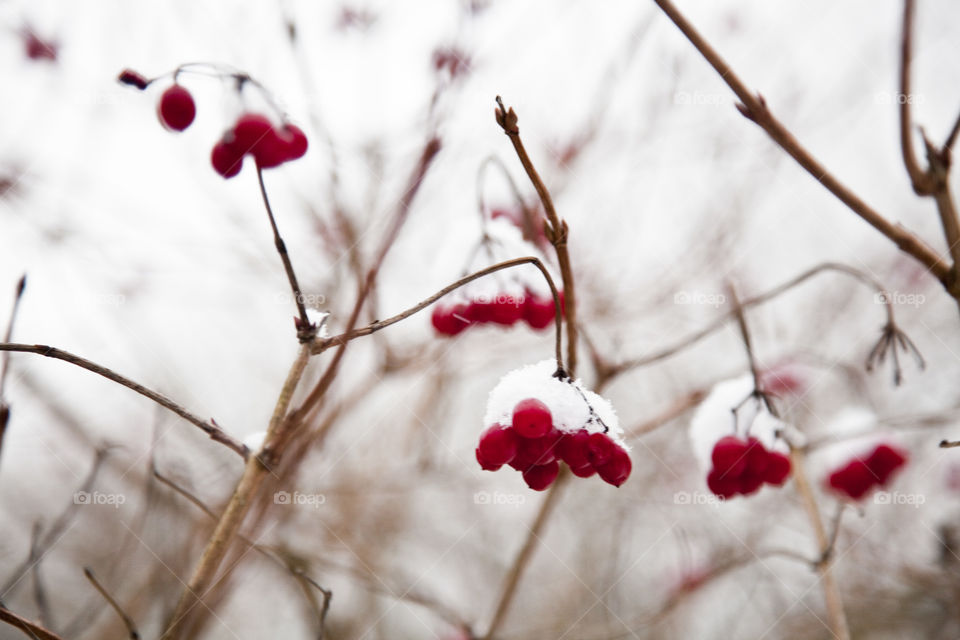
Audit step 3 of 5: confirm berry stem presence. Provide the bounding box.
[495,96,579,376]
[256,166,313,341]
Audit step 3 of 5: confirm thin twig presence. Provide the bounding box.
[311,257,564,370]
[482,468,570,640]
[609,262,896,379]
[28,525,50,630]
[0,274,26,463]
[652,0,952,286]
[0,343,248,460]
[788,445,850,640]
[256,166,313,341]
[495,96,580,375]
[83,567,140,639]
[899,0,934,195]
[163,343,312,640]
[289,567,332,640]
[0,605,65,640]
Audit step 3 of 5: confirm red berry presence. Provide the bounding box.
[523,294,555,330]
[828,460,874,500]
[278,123,308,161]
[745,438,770,477]
[867,444,907,485]
[586,432,616,467]
[707,468,739,499]
[231,114,275,154]
[490,298,523,326]
[738,469,764,496]
[467,299,495,324]
[431,305,468,336]
[522,460,560,491]
[512,398,552,439]
[211,140,243,178]
[158,84,196,132]
[764,451,792,485]
[476,424,518,471]
[557,429,591,470]
[510,430,560,471]
[596,446,631,487]
[118,68,149,90]
[569,463,596,478]
[711,436,749,478]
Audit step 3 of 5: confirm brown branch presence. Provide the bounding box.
[788,445,850,640]
[162,343,312,640]
[290,136,441,427]
[256,166,314,341]
[652,0,952,285]
[899,0,935,195]
[311,257,563,370]
[0,606,65,640]
[0,343,248,460]
[83,567,140,639]
[609,262,896,379]
[482,468,570,640]
[495,96,580,375]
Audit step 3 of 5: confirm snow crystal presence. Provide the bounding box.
[483,359,625,446]
[688,373,788,472]
[306,309,330,338]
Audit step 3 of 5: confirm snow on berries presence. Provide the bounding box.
[690,374,793,500]
[157,85,196,132]
[478,360,630,490]
[432,218,562,336]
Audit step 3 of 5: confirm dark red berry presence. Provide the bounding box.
[522,460,559,491]
[467,299,495,324]
[211,140,243,179]
[745,438,770,477]
[828,460,874,500]
[431,306,465,336]
[476,424,518,471]
[523,294,555,330]
[158,85,196,132]
[557,430,591,470]
[510,430,560,471]
[738,469,764,496]
[490,298,523,326]
[707,468,739,499]
[867,444,907,485]
[586,432,616,467]
[512,398,552,439]
[596,446,631,487]
[764,451,792,485]
[279,123,308,161]
[711,436,749,478]
[118,68,149,90]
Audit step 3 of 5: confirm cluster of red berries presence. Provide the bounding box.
[118,68,308,179]
[432,291,561,337]
[827,443,907,501]
[211,114,308,178]
[706,436,791,499]
[476,398,631,490]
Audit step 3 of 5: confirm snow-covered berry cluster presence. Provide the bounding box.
[827,443,907,500]
[479,360,630,490]
[690,374,793,501]
[118,67,308,179]
[707,436,791,499]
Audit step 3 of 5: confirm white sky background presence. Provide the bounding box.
[2,1,960,638]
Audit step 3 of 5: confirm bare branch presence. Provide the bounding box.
[0,605,65,640]
[83,567,140,639]
[0,343,248,460]
[899,0,935,195]
[651,0,952,285]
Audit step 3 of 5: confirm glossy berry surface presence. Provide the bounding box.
[827,443,908,501]
[476,424,518,471]
[706,436,792,499]
[512,398,552,439]
[158,85,196,131]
